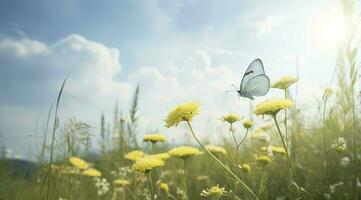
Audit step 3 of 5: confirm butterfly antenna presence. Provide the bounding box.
[231,84,238,90]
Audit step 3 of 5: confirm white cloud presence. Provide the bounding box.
[250,15,286,38]
[0,34,134,159]
[0,38,49,58]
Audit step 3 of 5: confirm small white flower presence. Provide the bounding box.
[329,182,343,194]
[324,193,331,199]
[340,157,350,167]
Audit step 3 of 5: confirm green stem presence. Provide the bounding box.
[147,172,154,200]
[352,90,358,200]
[186,121,259,200]
[284,89,289,146]
[322,101,332,195]
[183,160,189,200]
[273,115,305,200]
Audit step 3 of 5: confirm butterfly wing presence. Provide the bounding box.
[240,59,265,92]
[244,74,270,97]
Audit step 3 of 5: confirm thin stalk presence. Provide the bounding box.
[186,121,259,200]
[238,129,249,150]
[125,186,137,200]
[147,172,154,200]
[284,89,289,146]
[273,115,305,200]
[230,123,238,162]
[322,101,331,195]
[46,76,68,200]
[183,160,189,200]
[352,90,358,200]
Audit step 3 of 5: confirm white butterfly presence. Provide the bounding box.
[237,58,270,100]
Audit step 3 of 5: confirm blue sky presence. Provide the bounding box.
[0,0,349,160]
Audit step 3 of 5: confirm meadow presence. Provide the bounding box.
[0,1,361,200]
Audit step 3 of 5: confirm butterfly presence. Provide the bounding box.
[237,58,270,100]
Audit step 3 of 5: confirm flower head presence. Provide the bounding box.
[243,119,253,129]
[201,185,229,198]
[132,157,165,173]
[113,179,130,187]
[254,99,293,116]
[239,163,251,173]
[143,133,166,144]
[124,150,145,162]
[256,155,272,166]
[83,168,102,177]
[222,113,242,124]
[272,76,298,90]
[332,137,347,154]
[322,87,334,102]
[69,157,89,170]
[205,145,227,155]
[168,146,202,160]
[165,102,200,128]
[261,146,286,156]
[159,182,169,193]
[149,153,170,161]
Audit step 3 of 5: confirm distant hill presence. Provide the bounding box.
[0,159,37,180]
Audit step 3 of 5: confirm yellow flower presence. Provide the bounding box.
[254,99,293,116]
[83,168,102,177]
[335,146,347,153]
[243,119,253,129]
[201,185,229,197]
[168,146,202,160]
[256,155,272,166]
[132,157,165,173]
[69,157,89,170]
[322,87,333,101]
[149,153,170,161]
[113,179,130,187]
[143,133,167,144]
[261,146,286,156]
[197,175,209,181]
[222,113,242,124]
[165,102,200,128]
[205,145,227,155]
[159,182,169,193]
[272,76,298,90]
[239,164,251,173]
[124,150,145,162]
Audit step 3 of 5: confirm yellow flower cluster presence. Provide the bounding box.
[149,153,170,161]
[205,145,227,155]
[165,102,200,128]
[143,133,167,144]
[168,146,202,160]
[69,157,89,170]
[254,99,293,116]
[243,119,253,129]
[159,182,169,193]
[239,163,251,173]
[201,185,229,198]
[113,179,130,187]
[132,157,165,173]
[83,168,102,177]
[261,146,286,156]
[222,113,242,124]
[272,76,298,90]
[256,155,272,166]
[124,150,145,162]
